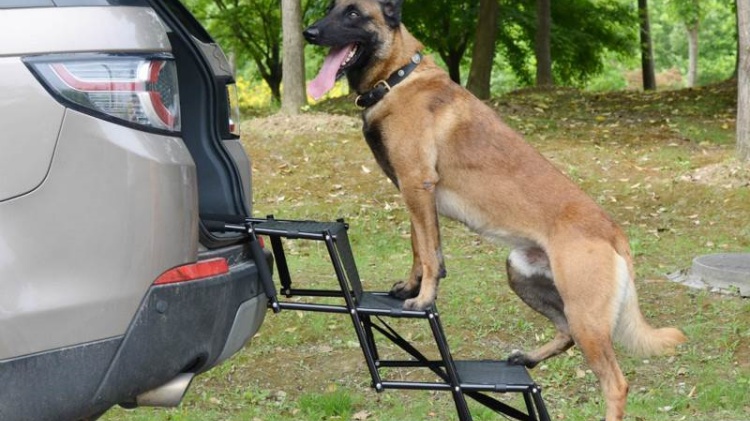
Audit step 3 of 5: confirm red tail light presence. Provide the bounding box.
[154,258,229,285]
[25,53,181,132]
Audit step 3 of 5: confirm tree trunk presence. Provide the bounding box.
[638,0,657,91]
[735,0,740,78]
[442,48,465,85]
[737,0,750,161]
[686,24,699,87]
[269,73,282,104]
[535,0,553,87]
[281,0,306,114]
[467,0,499,99]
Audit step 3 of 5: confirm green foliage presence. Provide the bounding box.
[498,0,637,86]
[402,0,479,82]
[585,53,630,91]
[297,389,357,419]
[666,0,703,28]
[651,0,737,85]
[184,0,283,101]
[186,0,738,99]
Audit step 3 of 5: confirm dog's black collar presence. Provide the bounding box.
[355,52,422,109]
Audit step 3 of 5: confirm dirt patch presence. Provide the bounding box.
[624,68,684,90]
[244,112,360,137]
[679,160,750,188]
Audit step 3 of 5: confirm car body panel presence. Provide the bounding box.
[0,110,198,360]
[0,5,172,201]
[0,57,65,201]
[0,7,169,57]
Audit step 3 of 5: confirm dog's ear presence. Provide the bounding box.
[379,0,404,28]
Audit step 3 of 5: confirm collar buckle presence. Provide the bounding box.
[373,79,392,92]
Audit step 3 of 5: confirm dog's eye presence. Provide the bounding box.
[343,5,360,19]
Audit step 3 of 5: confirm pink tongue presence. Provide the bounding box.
[308,44,354,100]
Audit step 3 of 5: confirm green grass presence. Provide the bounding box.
[104,82,749,421]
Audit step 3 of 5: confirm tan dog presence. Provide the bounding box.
[304,1,687,419]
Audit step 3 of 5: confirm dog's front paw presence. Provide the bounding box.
[507,350,538,368]
[403,296,434,311]
[389,280,419,300]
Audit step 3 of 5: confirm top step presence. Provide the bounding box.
[357,292,433,318]
[253,219,347,240]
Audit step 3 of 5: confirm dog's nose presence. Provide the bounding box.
[303,26,320,43]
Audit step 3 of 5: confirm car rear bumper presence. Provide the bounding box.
[0,243,268,421]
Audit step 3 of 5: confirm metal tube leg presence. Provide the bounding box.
[427,310,472,421]
[532,387,551,421]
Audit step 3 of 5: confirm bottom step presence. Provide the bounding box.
[455,360,539,393]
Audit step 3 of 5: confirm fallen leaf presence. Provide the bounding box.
[352,410,371,420]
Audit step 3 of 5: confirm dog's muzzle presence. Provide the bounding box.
[303,26,320,44]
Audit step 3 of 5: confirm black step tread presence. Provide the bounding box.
[455,360,537,391]
[253,219,347,238]
[356,292,434,317]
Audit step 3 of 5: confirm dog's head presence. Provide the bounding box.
[304,0,404,99]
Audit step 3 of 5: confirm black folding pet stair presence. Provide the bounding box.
[221,216,551,421]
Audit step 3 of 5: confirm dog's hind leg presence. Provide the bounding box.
[549,241,629,421]
[505,247,574,367]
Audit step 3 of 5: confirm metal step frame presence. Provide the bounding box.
[241,216,551,421]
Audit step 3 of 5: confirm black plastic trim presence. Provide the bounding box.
[156,0,214,44]
[0,338,121,421]
[150,0,250,210]
[91,245,264,412]
[155,23,251,248]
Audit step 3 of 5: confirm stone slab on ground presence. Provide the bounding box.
[668,253,750,297]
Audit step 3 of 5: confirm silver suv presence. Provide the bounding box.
[0,1,268,420]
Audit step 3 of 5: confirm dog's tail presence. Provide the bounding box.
[612,254,687,357]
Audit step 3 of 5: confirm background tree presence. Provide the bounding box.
[666,0,702,87]
[498,0,635,86]
[466,0,499,98]
[403,0,479,84]
[738,0,750,161]
[186,0,736,107]
[736,0,740,77]
[638,0,657,90]
[651,0,735,86]
[281,0,306,114]
[535,0,553,86]
[187,0,283,103]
